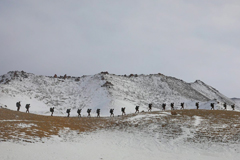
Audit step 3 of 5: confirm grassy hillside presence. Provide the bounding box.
[1,108,240,144]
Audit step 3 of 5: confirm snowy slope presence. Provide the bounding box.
[1,110,240,160]
[0,71,111,116]
[0,71,236,116]
[102,73,235,111]
[191,80,234,104]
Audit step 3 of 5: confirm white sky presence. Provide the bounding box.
[0,0,240,98]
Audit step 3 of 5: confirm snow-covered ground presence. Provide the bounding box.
[1,112,240,160]
[1,130,240,160]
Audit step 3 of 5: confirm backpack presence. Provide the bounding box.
[26,104,28,109]
[16,102,20,107]
[110,109,113,113]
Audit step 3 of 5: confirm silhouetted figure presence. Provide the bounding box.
[223,103,227,110]
[25,104,30,113]
[180,103,184,110]
[148,104,152,112]
[16,101,21,111]
[110,109,114,117]
[211,103,215,110]
[170,103,174,110]
[135,106,139,113]
[87,109,92,117]
[231,104,235,111]
[66,109,71,117]
[50,107,54,116]
[162,103,166,111]
[77,109,82,117]
[196,102,199,110]
[121,107,126,116]
[96,109,100,117]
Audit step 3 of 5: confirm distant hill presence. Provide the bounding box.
[0,71,236,116]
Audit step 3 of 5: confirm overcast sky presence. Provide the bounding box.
[0,0,240,98]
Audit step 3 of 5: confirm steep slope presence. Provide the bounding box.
[191,80,236,109]
[0,71,236,116]
[102,73,234,110]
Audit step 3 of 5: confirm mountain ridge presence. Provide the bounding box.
[0,71,237,116]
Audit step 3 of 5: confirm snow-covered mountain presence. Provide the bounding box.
[0,71,236,116]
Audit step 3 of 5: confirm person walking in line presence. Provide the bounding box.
[50,107,54,116]
[110,109,114,117]
[148,104,152,112]
[25,104,30,113]
[77,109,82,117]
[16,101,21,111]
[180,103,184,110]
[96,109,100,117]
[162,103,166,111]
[223,103,227,110]
[121,107,126,116]
[87,109,92,117]
[211,103,215,110]
[196,102,199,110]
[66,109,71,117]
[170,103,174,110]
[135,106,139,113]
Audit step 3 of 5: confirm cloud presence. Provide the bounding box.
[0,0,240,97]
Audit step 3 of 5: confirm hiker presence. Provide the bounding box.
[135,106,139,113]
[66,109,71,117]
[210,103,214,110]
[148,104,152,112]
[50,107,54,116]
[121,107,126,116]
[180,103,184,110]
[87,109,92,117]
[196,102,199,110]
[170,103,174,110]
[162,103,166,111]
[77,109,82,117]
[25,104,30,113]
[96,109,100,117]
[110,109,114,117]
[231,104,235,111]
[223,103,227,110]
[16,101,21,111]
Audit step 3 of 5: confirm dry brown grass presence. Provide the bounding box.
[171,110,177,115]
[0,108,115,142]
